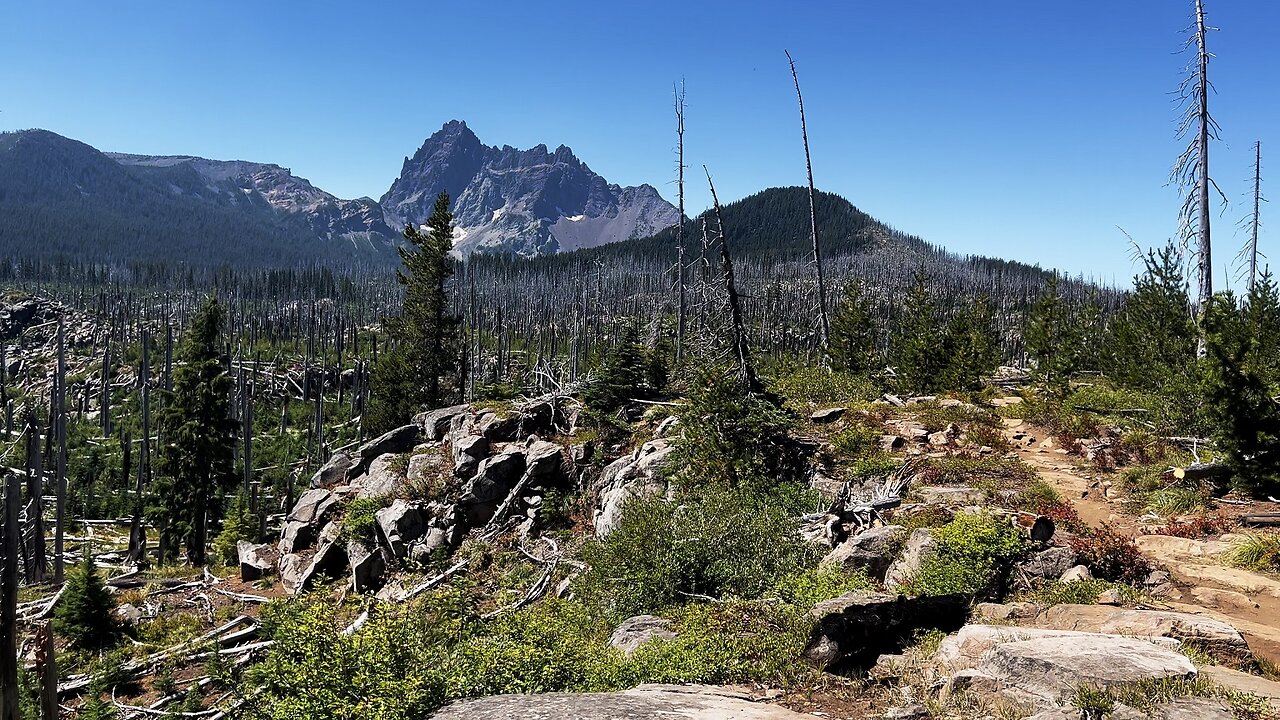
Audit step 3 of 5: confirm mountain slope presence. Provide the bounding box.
[0,130,398,268]
[382,121,681,257]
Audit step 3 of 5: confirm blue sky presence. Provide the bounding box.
[2,1,1277,286]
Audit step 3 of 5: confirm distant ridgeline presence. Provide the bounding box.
[2,177,1117,370]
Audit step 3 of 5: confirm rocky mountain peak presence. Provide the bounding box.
[381,121,680,257]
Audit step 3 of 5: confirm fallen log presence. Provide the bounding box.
[1161,463,1232,484]
[1240,514,1280,527]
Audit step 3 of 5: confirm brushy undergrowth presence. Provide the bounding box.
[1019,579,1142,607]
[1073,676,1273,720]
[1068,524,1152,583]
[901,512,1025,598]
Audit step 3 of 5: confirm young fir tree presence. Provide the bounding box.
[940,294,999,391]
[1243,268,1280,382]
[212,490,257,566]
[367,192,464,434]
[1203,292,1280,496]
[155,296,237,565]
[827,281,879,374]
[584,328,649,411]
[892,273,945,394]
[1025,276,1074,392]
[54,554,121,651]
[1106,243,1198,390]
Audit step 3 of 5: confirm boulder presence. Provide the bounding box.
[654,416,680,438]
[972,633,1196,703]
[975,601,1042,621]
[278,489,340,553]
[416,404,472,441]
[353,424,420,474]
[375,500,425,559]
[884,528,937,590]
[1059,565,1093,583]
[432,685,815,720]
[935,624,1182,673]
[810,407,846,423]
[349,540,387,594]
[594,440,674,537]
[879,435,906,451]
[353,453,401,499]
[237,541,277,582]
[524,440,564,478]
[283,522,348,595]
[460,451,527,525]
[1199,665,1280,701]
[1037,604,1251,661]
[308,450,358,488]
[408,502,464,562]
[608,615,677,655]
[1015,546,1078,582]
[453,434,489,479]
[478,412,519,442]
[1189,586,1258,611]
[1148,698,1234,720]
[821,525,907,579]
[805,590,968,669]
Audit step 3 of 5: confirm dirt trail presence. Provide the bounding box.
[1007,419,1280,665]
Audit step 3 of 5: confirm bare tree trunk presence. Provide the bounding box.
[1195,0,1211,322]
[25,413,45,584]
[785,49,831,351]
[1246,140,1262,292]
[705,167,763,393]
[37,622,56,720]
[1,470,19,720]
[674,81,688,366]
[54,322,66,583]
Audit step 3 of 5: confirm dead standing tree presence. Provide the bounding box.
[1172,0,1221,355]
[705,167,764,394]
[1236,141,1264,292]
[674,80,688,366]
[786,49,831,351]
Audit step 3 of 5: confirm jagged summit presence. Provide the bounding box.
[382,121,682,257]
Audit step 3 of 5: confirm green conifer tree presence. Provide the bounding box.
[584,328,648,411]
[940,294,999,391]
[54,554,121,651]
[892,273,947,394]
[1203,292,1280,496]
[368,192,464,434]
[827,281,879,374]
[1106,243,1198,390]
[155,296,237,565]
[212,490,257,566]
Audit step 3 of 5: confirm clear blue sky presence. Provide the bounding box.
[2,1,1277,286]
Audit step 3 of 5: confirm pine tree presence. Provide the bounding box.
[1203,292,1280,496]
[1243,268,1280,382]
[827,281,878,374]
[940,294,999,391]
[155,296,237,565]
[54,555,120,651]
[1107,244,1198,390]
[368,192,464,434]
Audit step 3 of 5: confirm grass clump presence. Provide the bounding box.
[1144,486,1213,517]
[1074,677,1274,720]
[1223,533,1280,573]
[901,512,1025,598]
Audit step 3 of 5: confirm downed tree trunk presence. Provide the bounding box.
[1240,514,1280,527]
[1161,463,1232,484]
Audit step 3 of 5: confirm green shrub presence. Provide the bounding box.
[1021,580,1141,607]
[829,426,879,458]
[1223,533,1280,572]
[342,496,393,543]
[768,366,879,407]
[581,489,820,619]
[901,512,1025,597]
[624,602,816,687]
[770,565,873,607]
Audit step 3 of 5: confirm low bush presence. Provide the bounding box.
[580,489,820,620]
[902,512,1025,597]
[1068,524,1152,583]
[768,366,879,407]
[1146,514,1232,539]
[341,496,393,543]
[770,565,873,607]
[1021,579,1141,607]
[918,455,1038,489]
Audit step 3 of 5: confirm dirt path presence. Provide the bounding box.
[1008,420,1280,665]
